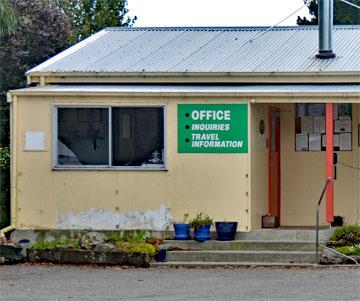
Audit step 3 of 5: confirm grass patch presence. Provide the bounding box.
[115,242,157,257]
[30,239,80,250]
[330,225,360,243]
[335,245,360,256]
[30,231,159,257]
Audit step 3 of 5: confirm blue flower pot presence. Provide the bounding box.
[215,222,238,241]
[173,223,190,240]
[194,224,211,242]
[155,249,167,262]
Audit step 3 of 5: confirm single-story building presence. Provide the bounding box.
[4,24,360,233]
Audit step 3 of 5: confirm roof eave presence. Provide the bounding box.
[26,71,360,85]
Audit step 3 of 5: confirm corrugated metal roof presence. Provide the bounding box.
[28,26,360,74]
[11,84,360,95]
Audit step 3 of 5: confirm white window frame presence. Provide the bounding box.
[53,104,167,171]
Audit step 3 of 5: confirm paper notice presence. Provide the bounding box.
[301,117,314,134]
[308,104,325,117]
[335,120,352,133]
[339,133,352,151]
[309,134,321,151]
[296,104,307,118]
[314,116,325,134]
[25,131,45,150]
[296,134,308,151]
[333,104,339,120]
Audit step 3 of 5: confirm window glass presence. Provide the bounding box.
[57,108,109,165]
[112,107,164,167]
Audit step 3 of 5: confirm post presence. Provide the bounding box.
[325,103,334,223]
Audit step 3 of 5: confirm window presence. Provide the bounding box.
[56,106,165,169]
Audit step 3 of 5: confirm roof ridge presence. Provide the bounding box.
[105,25,360,32]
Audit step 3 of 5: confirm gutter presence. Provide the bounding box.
[26,71,360,85]
[8,88,360,103]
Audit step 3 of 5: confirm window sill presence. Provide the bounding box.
[52,166,168,171]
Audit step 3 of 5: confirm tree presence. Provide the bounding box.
[0,0,17,35]
[297,0,360,25]
[0,0,71,228]
[58,0,137,43]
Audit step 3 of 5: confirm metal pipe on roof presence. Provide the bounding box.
[316,0,336,59]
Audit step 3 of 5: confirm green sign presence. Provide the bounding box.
[178,104,248,153]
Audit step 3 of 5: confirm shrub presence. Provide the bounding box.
[335,245,360,256]
[0,146,10,169]
[330,225,360,244]
[116,242,157,257]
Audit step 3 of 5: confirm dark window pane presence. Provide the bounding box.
[57,108,109,165]
[112,107,164,167]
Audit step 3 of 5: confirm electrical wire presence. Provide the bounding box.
[339,0,360,10]
[247,0,312,43]
[338,161,360,170]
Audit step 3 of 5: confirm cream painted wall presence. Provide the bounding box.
[13,96,250,230]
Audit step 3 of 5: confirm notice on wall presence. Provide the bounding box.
[296,134,308,151]
[334,120,352,133]
[314,116,325,134]
[178,104,248,153]
[25,131,45,151]
[334,104,339,120]
[301,117,314,134]
[308,104,325,117]
[339,133,352,151]
[309,134,321,151]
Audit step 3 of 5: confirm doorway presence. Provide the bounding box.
[269,107,281,224]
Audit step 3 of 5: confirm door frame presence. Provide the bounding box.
[268,107,281,224]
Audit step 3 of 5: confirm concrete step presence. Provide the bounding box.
[151,262,321,268]
[162,240,316,251]
[165,250,317,263]
[234,229,332,242]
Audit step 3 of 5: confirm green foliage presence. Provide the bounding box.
[189,212,213,229]
[116,242,157,257]
[330,225,360,243]
[335,245,360,256]
[106,231,147,244]
[182,213,189,223]
[0,146,10,169]
[30,239,81,250]
[0,0,71,114]
[29,233,157,257]
[105,232,157,257]
[0,0,17,35]
[105,233,124,244]
[58,0,136,43]
[297,0,360,25]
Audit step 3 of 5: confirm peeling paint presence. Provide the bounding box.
[57,204,173,230]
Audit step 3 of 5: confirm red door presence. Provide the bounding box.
[269,107,281,224]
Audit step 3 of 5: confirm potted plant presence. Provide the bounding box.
[173,213,190,240]
[190,213,213,242]
[215,221,238,241]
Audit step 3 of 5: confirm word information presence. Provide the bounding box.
[178,104,248,153]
